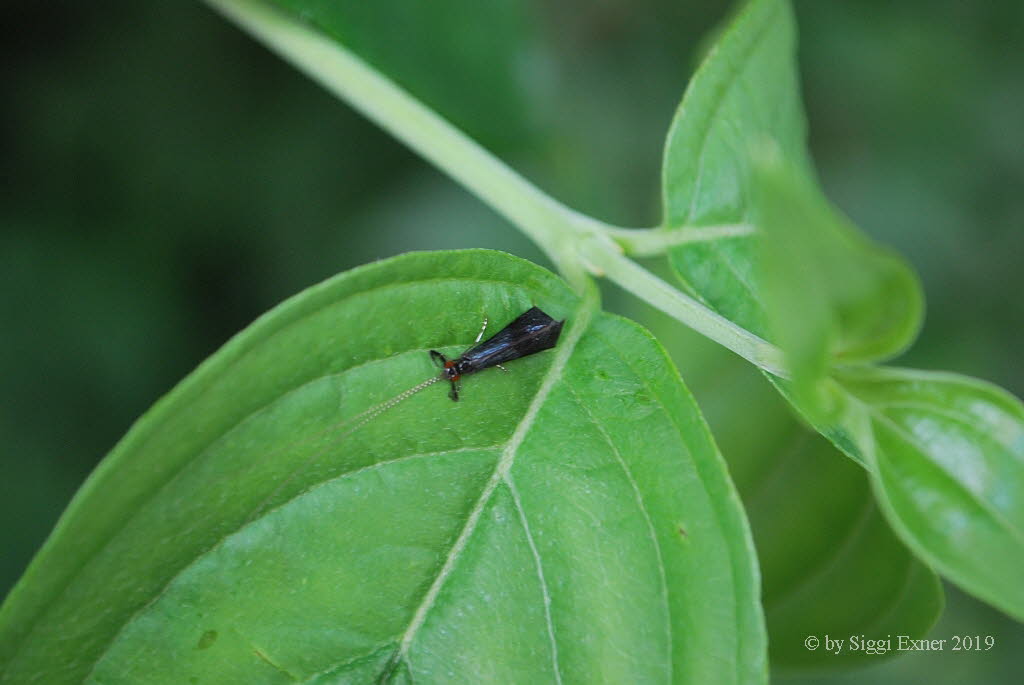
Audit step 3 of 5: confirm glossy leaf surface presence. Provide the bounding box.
[834,367,1024,621]
[0,250,765,684]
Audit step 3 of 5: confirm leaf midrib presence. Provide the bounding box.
[839,379,1024,547]
[4,274,551,679]
[3,274,545,662]
[82,443,502,682]
[870,411,1024,550]
[384,296,595,679]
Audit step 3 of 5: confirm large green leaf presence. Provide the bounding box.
[832,367,1024,621]
[693,358,942,672]
[662,0,921,396]
[0,250,765,684]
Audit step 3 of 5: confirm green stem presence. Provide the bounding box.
[578,235,787,376]
[205,0,580,269]
[203,0,787,377]
[606,224,755,256]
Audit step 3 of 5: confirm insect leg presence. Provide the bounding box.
[429,350,447,368]
[473,317,489,343]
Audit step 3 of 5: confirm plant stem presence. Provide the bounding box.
[578,234,787,376]
[606,224,755,256]
[203,0,788,377]
[205,0,577,267]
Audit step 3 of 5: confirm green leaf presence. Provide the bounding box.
[663,0,807,236]
[833,366,1024,622]
[0,250,765,684]
[753,152,923,416]
[748,430,943,672]
[661,0,922,404]
[663,0,807,338]
[699,362,942,673]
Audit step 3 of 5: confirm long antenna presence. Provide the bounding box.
[345,375,442,431]
[247,374,443,520]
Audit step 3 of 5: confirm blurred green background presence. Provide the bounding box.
[2,1,1022,682]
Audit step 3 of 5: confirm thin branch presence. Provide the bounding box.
[606,224,755,256]
[579,236,788,377]
[205,0,582,270]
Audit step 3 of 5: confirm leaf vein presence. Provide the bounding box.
[83,445,499,682]
[562,379,673,681]
[505,476,563,685]
[866,400,1024,449]
[870,412,1024,548]
[13,275,541,669]
[590,326,757,684]
[384,298,594,676]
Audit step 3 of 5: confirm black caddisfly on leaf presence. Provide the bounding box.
[430,306,564,401]
[251,307,565,513]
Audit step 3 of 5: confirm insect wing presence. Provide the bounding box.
[458,307,564,372]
